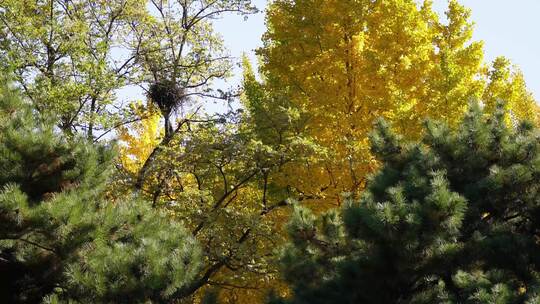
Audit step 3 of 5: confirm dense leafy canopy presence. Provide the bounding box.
[259,0,540,205]
[118,97,313,302]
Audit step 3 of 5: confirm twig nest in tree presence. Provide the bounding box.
[148,80,184,117]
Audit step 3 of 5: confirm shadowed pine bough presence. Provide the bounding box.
[0,80,202,303]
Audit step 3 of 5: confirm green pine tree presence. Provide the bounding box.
[274,102,540,304]
[0,78,202,303]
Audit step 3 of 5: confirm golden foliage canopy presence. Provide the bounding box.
[258,0,540,205]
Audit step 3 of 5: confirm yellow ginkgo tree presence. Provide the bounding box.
[117,102,163,174]
[258,0,540,206]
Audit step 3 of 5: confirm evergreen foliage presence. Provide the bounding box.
[275,103,540,304]
[0,79,201,303]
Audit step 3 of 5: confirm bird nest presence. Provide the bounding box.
[148,80,185,117]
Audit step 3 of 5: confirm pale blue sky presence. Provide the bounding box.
[214,0,540,100]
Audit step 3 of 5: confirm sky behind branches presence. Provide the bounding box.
[214,0,540,101]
